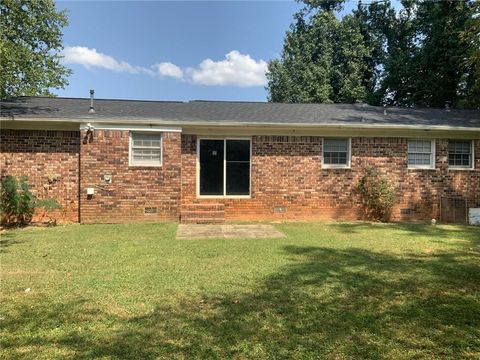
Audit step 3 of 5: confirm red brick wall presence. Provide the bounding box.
[2,129,478,224]
[181,135,480,221]
[79,130,181,223]
[0,129,80,223]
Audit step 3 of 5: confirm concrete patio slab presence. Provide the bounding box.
[176,224,285,240]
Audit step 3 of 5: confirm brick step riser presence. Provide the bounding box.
[181,218,225,224]
[181,213,224,218]
[180,203,226,223]
[181,205,225,212]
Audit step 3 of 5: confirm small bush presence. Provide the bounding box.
[0,176,35,225]
[357,169,395,222]
[0,176,61,226]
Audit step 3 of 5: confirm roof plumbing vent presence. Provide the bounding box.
[383,104,387,115]
[88,89,95,114]
[445,101,451,112]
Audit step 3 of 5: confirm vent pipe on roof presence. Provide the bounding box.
[383,104,387,115]
[445,101,451,112]
[89,89,95,114]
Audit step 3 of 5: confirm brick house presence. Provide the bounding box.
[1,96,479,224]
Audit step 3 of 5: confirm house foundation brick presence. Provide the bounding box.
[181,135,480,222]
[1,129,478,224]
[0,129,80,223]
[79,130,181,223]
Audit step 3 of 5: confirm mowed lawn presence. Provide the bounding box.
[1,222,479,359]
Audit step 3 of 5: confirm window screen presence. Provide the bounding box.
[448,140,472,168]
[130,133,162,166]
[408,140,434,168]
[323,138,350,166]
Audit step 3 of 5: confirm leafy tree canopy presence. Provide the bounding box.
[0,0,71,99]
[267,0,479,108]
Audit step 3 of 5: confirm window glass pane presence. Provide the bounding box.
[448,140,471,167]
[408,140,431,153]
[408,153,431,165]
[324,138,348,152]
[226,162,250,195]
[199,139,251,196]
[324,152,348,165]
[134,133,157,141]
[226,140,250,195]
[448,154,471,167]
[407,140,433,167]
[226,140,250,161]
[408,140,432,167]
[448,140,470,154]
[134,149,161,157]
[323,138,349,165]
[131,133,162,165]
[199,140,224,195]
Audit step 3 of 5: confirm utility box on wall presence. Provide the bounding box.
[469,208,480,225]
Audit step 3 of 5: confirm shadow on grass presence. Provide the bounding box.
[2,239,479,358]
[330,221,480,242]
[0,232,24,253]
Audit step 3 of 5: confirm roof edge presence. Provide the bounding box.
[2,117,480,132]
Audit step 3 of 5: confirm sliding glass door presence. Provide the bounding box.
[199,140,224,195]
[199,139,251,196]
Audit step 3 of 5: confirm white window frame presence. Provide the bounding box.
[448,140,475,170]
[196,137,252,199]
[407,139,436,170]
[322,137,352,169]
[129,131,163,167]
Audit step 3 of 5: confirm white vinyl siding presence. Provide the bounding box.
[322,138,351,168]
[408,139,435,169]
[129,132,162,166]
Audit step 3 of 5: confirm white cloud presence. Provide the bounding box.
[152,62,184,79]
[62,46,147,74]
[186,50,268,87]
[62,46,267,87]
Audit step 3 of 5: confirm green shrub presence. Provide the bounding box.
[357,169,396,222]
[0,176,35,225]
[0,176,61,226]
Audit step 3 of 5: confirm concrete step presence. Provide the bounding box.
[180,210,225,218]
[181,218,225,224]
[181,203,225,211]
[180,203,225,224]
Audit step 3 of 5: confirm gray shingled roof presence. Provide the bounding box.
[1,96,480,129]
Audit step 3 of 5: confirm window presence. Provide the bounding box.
[130,132,162,166]
[408,139,435,169]
[448,140,473,169]
[199,138,251,196]
[226,140,250,195]
[323,138,351,168]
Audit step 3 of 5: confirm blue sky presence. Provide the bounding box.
[56,1,374,102]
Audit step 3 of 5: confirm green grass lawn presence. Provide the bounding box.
[1,221,479,359]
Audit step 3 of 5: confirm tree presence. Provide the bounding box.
[353,0,396,105]
[0,0,71,99]
[267,11,335,103]
[266,3,370,103]
[268,0,479,109]
[403,0,474,107]
[380,0,419,106]
[330,14,370,103]
[458,0,480,108]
